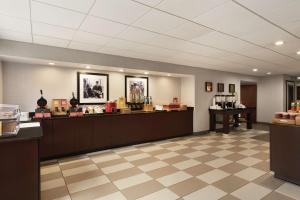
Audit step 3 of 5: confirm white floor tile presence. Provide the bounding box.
[140,145,163,152]
[62,164,98,177]
[237,157,262,166]
[92,154,121,163]
[138,161,168,172]
[183,185,226,200]
[217,144,235,149]
[155,152,179,160]
[173,159,201,170]
[113,173,152,190]
[94,191,127,200]
[157,171,192,187]
[167,145,188,151]
[205,158,232,168]
[124,153,151,161]
[212,150,234,157]
[239,143,258,149]
[238,149,259,156]
[41,178,65,191]
[235,167,266,181]
[67,175,110,193]
[276,182,300,200]
[137,188,179,200]
[101,162,134,174]
[41,165,60,175]
[192,144,211,150]
[197,169,229,184]
[184,151,207,158]
[232,183,271,200]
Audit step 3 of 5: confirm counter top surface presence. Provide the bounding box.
[0,126,43,144]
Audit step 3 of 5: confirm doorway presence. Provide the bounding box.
[240,81,257,122]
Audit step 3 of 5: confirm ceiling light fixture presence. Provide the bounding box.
[119,69,124,72]
[297,51,300,55]
[144,71,149,75]
[266,72,271,75]
[275,40,284,46]
[252,68,258,72]
[167,73,171,76]
[48,62,55,65]
[297,77,300,80]
[85,65,91,69]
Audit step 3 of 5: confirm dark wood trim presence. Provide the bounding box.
[77,72,109,105]
[125,75,149,103]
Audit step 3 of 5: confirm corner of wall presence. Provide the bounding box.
[0,60,3,104]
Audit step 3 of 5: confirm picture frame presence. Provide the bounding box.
[229,84,235,93]
[125,76,149,103]
[77,72,109,104]
[205,82,213,92]
[217,83,224,93]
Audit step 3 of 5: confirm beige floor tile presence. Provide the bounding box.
[91,153,121,164]
[235,167,266,181]
[164,155,189,164]
[167,145,188,151]
[136,188,179,200]
[184,163,214,177]
[203,147,221,154]
[122,180,164,200]
[219,194,240,200]
[147,149,170,156]
[192,144,211,151]
[254,174,284,190]
[106,167,142,181]
[157,171,192,187]
[124,153,151,162]
[184,150,207,159]
[276,182,300,200]
[41,186,69,200]
[224,153,245,162]
[140,145,163,153]
[101,162,134,174]
[205,158,232,168]
[169,178,206,197]
[173,159,201,170]
[138,160,168,172]
[41,171,62,182]
[262,191,295,200]
[41,177,66,191]
[130,157,159,166]
[252,152,269,160]
[237,157,262,167]
[213,175,248,193]
[183,185,226,200]
[62,164,98,177]
[41,164,60,175]
[175,147,196,154]
[96,158,127,168]
[220,162,247,174]
[118,149,144,157]
[94,191,127,200]
[212,150,234,157]
[232,183,271,200]
[155,152,179,160]
[252,161,270,172]
[113,173,152,190]
[67,175,110,194]
[60,159,94,171]
[146,165,179,179]
[71,183,118,200]
[194,154,218,163]
[197,169,230,184]
[238,149,259,156]
[64,169,104,184]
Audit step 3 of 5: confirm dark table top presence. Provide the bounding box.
[209,107,256,114]
[0,126,43,144]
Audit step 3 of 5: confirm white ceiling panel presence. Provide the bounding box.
[134,0,163,7]
[145,35,187,50]
[32,22,75,40]
[0,14,31,33]
[0,29,32,43]
[80,16,127,37]
[33,0,95,13]
[117,27,159,43]
[33,35,69,47]
[133,9,186,34]
[167,22,213,40]
[90,0,151,24]
[193,1,270,36]
[157,0,229,19]
[31,1,85,29]
[72,31,111,46]
[0,0,30,19]
[69,41,103,52]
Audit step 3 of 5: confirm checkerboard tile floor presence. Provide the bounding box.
[41,128,300,200]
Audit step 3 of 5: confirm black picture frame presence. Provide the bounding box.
[125,76,149,103]
[205,82,213,92]
[77,72,109,105]
[229,84,235,93]
[217,83,224,93]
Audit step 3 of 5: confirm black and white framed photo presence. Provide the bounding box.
[77,72,109,104]
[229,84,235,93]
[125,76,149,103]
[217,83,224,93]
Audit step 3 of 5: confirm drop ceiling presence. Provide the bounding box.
[0,0,299,76]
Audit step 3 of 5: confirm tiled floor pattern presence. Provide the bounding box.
[41,128,300,200]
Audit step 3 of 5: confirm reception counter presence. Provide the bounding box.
[270,123,300,185]
[38,108,193,159]
[0,127,42,200]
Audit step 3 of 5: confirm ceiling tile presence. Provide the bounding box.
[133,9,186,34]
[33,35,69,47]
[157,0,229,19]
[193,1,270,36]
[34,0,95,13]
[167,21,212,40]
[80,16,127,37]
[32,22,75,40]
[0,0,30,19]
[72,31,111,46]
[117,27,159,43]
[145,34,187,50]
[0,14,31,33]
[0,29,32,43]
[69,41,103,52]
[31,1,85,29]
[90,0,151,24]
[134,0,163,7]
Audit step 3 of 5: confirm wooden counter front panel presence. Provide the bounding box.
[40,110,193,159]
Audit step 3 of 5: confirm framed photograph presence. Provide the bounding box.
[229,84,235,93]
[125,76,149,103]
[205,82,213,92]
[77,72,109,104]
[217,83,224,93]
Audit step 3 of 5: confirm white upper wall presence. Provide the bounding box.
[0,61,3,103]
[2,62,182,112]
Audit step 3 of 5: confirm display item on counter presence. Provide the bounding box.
[105,101,117,113]
[70,92,79,108]
[0,104,20,136]
[35,89,51,118]
[51,99,68,116]
[117,97,126,109]
[273,111,300,125]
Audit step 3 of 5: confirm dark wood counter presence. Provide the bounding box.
[39,108,193,160]
[0,127,42,200]
[209,108,255,134]
[270,123,300,185]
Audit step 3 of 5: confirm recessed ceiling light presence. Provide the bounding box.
[167,73,171,76]
[144,71,149,75]
[297,51,300,55]
[119,69,124,72]
[48,62,55,65]
[275,40,284,46]
[266,72,271,75]
[297,77,300,80]
[252,68,258,72]
[85,65,91,69]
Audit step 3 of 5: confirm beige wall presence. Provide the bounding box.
[2,62,182,112]
[0,61,3,103]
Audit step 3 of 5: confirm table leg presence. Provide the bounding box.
[247,112,253,129]
[223,113,230,134]
[233,114,239,127]
[210,113,216,131]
